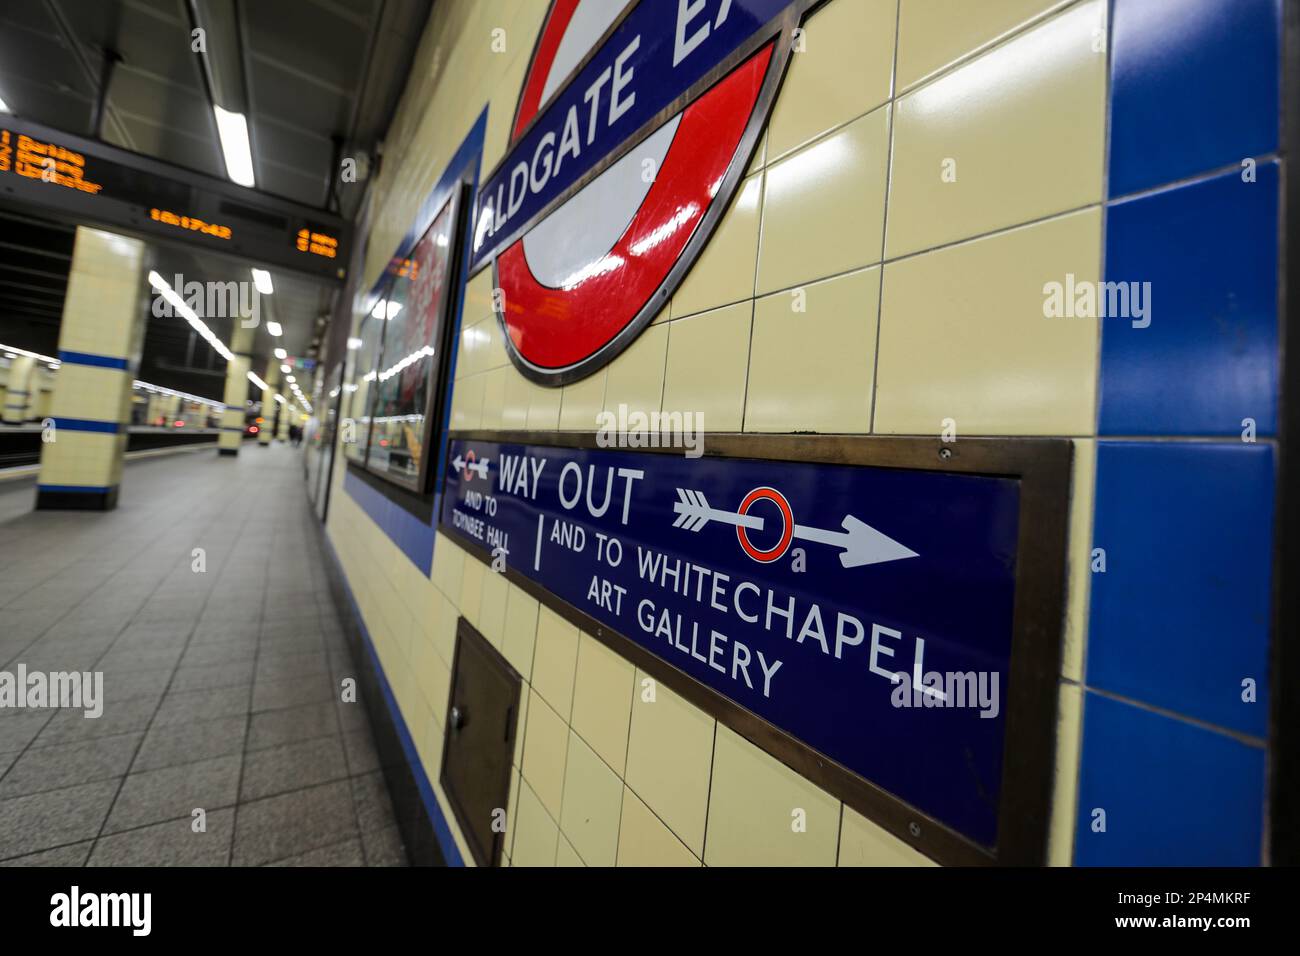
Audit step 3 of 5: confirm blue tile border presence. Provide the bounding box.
[36,483,117,494]
[52,417,124,434]
[57,350,131,370]
[1099,164,1280,436]
[1108,0,1281,198]
[1087,440,1275,736]
[1074,691,1265,865]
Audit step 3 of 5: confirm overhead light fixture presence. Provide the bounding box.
[148,271,235,362]
[280,363,291,373]
[0,92,10,113]
[347,336,363,350]
[251,269,273,295]
[213,106,255,187]
[266,321,282,337]
[371,300,402,320]
[274,347,287,360]
[286,375,295,383]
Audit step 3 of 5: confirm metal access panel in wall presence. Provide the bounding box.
[439,617,522,867]
[437,431,1072,866]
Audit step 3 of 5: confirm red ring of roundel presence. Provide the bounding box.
[497,0,773,373]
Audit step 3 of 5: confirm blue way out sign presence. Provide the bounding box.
[441,437,1023,849]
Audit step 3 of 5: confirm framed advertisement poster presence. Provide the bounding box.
[344,307,385,467]
[365,185,467,492]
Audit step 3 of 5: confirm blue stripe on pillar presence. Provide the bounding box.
[37,483,118,494]
[57,350,131,370]
[52,417,123,434]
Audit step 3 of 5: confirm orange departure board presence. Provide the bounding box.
[0,129,103,194]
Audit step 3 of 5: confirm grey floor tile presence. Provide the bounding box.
[168,660,255,693]
[132,714,247,772]
[0,732,141,799]
[179,640,257,667]
[240,735,348,802]
[88,808,235,866]
[361,825,408,867]
[232,780,358,866]
[255,650,330,682]
[0,711,54,751]
[0,840,93,867]
[31,696,157,747]
[265,837,365,867]
[350,771,399,834]
[103,753,242,834]
[251,673,334,713]
[0,779,120,860]
[152,686,250,726]
[246,701,339,751]
[341,729,381,775]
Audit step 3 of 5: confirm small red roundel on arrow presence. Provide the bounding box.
[476,0,816,385]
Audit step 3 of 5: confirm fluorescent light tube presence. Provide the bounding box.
[213,106,255,187]
[266,321,282,336]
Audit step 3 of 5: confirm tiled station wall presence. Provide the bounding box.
[326,0,1286,865]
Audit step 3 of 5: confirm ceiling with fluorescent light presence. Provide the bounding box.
[0,0,432,398]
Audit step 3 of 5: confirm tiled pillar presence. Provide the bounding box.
[36,227,147,510]
[259,363,279,445]
[218,324,254,456]
[2,354,34,424]
[277,398,292,441]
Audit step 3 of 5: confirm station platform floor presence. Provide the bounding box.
[0,444,406,866]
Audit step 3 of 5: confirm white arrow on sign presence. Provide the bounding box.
[452,455,490,479]
[671,488,918,568]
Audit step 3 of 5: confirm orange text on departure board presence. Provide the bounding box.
[150,207,232,240]
[0,131,103,194]
[296,228,338,259]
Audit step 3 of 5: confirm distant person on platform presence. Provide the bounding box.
[289,424,302,446]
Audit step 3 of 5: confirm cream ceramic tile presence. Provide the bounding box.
[672,174,763,320]
[602,322,668,416]
[558,731,623,867]
[555,834,585,867]
[521,688,568,820]
[503,766,522,862]
[874,207,1101,436]
[512,679,531,770]
[661,302,752,432]
[704,725,840,866]
[839,806,937,866]
[465,266,496,323]
[624,671,714,857]
[525,379,562,430]
[616,787,701,867]
[458,553,485,625]
[746,129,767,176]
[510,777,559,867]
[530,606,579,719]
[886,0,1106,258]
[500,367,532,429]
[431,534,465,601]
[896,0,1071,91]
[1049,681,1082,866]
[746,266,880,433]
[570,633,636,774]
[480,365,508,430]
[757,105,889,294]
[558,368,607,432]
[1063,439,1095,682]
[477,568,509,648]
[501,584,540,680]
[767,0,896,161]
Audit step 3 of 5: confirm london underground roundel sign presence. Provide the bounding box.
[472,0,820,385]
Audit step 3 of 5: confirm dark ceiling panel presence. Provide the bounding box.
[242,2,368,100]
[246,56,353,135]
